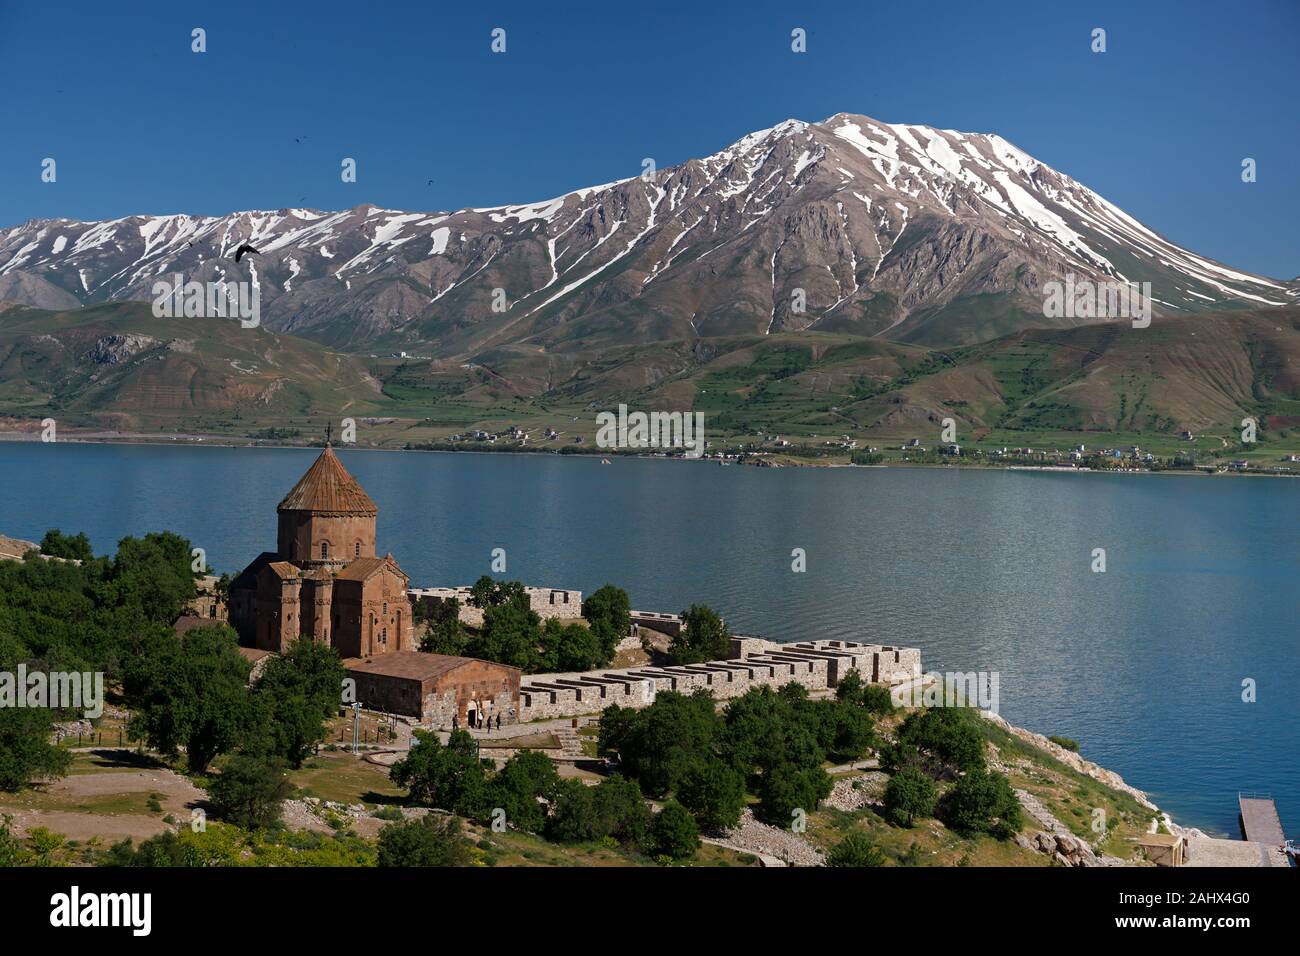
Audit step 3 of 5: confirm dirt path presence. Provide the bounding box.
[0,768,205,844]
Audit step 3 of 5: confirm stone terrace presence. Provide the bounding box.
[517,638,922,722]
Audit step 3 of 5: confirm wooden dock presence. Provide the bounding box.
[1238,792,1286,845]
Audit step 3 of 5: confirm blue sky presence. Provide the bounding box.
[1,0,1296,278]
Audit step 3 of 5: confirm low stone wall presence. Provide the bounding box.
[517,639,920,722]
[411,585,584,628]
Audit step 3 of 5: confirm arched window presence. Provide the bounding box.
[355,541,361,557]
[320,542,329,559]
[382,602,388,616]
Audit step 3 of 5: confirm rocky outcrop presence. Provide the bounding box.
[1013,787,1131,867]
[84,333,156,365]
[985,713,1158,811]
[719,809,826,867]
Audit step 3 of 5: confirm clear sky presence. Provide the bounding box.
[1,0,1296,278]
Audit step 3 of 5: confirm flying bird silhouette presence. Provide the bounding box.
[234,243,260,263]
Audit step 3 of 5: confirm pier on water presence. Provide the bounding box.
[1238,792,1286,846]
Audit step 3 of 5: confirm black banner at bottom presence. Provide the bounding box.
[1,864,1290,941]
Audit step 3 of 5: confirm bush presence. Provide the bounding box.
[102,831,204,867]
[376,815,472,867]
[249,639,346,769]
[882,707,985,778]
[667,605,731,664]
[0,815,22,866]
[835,671,893,714]
[39,529,93,562]
[389,730,489,817]
[940,768,1023,839]
[486,749,559,834]
[546,775,649,846]
[598,691,721,797]
[206,755,292,830]
[882,766,938,827]
[677,758,745,832]
[1048,735,1079,752]
[0,707,72,791]
[649,801,700,860]
[582,584,631,662]
[827,830,886,867]
[755,762,832,828]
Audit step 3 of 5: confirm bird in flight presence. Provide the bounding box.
[234,243,261,263]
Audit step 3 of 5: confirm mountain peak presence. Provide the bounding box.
[1,113,1294,355]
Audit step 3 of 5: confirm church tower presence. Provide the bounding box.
[275,444,378,572]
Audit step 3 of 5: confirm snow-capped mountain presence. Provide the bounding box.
[1,113,1294,354]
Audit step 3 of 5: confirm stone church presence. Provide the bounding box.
[229,444,414,657]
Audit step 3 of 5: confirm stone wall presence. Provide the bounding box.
[410,585,584,628]
[517,639,920,722]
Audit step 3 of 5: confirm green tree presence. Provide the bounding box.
[207,755,293,830]
[546,775,649,846]
[677,758,745,832]
[377,814,473,867]
[859,684,896,715]
[882,707,985,778]
[123,625,253,772]
[250,639,345,768]
[389,730,489,817]
[649,801,700,860]
[668,604,731,664]
[827,830,886,867]
[545,778,599,842]
[582,584,631,661]
[102,832,204,867]
[836,670,895,714]
[598,690,721,797]
[0,707,72,791]
[721,685,824,775]
[468,577,528,611]
[110,531,198,625]
[755,762,832,828]
[474,601,542,672]
[835,669,866,704]
[486,749,559,834]
[39,529,93,562]
[0,814,22,866]
[538,618,604,672]
[941,768,1023,839]
[419,599,469,656]
[814,698,876,762]
[882,766,938,827]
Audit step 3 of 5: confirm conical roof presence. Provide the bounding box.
[277,445,377,515]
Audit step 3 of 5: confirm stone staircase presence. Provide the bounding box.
[555,728,585,758]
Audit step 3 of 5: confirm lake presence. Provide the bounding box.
[1,440,1296,837]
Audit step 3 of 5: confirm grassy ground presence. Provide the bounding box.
[479,732,559,751]
[465,822,759,868]
[285,752,406,807]
[800,709,1158,866]
[807,802,1049,867]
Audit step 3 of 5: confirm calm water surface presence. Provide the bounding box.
[1,441,1296,836]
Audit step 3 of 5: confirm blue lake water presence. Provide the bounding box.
[1,440,1296,837]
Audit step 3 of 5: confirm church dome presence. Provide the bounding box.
[277,445,377,515]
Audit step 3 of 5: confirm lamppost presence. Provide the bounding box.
[351,701,363,754]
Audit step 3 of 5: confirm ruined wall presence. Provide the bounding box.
[515,640,915,722]
[410,585,584,629]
